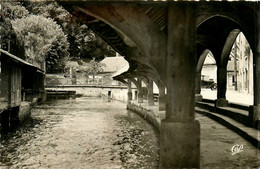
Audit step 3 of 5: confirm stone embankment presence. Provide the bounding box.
[127,101,164,131]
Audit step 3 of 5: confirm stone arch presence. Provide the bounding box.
[128,77,139,90]
[197,12,257,104]
[127,60,162,87]
[117,79,128,85]
[197,9,257,58]
[195,49,217,99]
[197,14,243,32]
[196,49,211,73]
[197,15,243,65]
[220,29,241,67]
[140,76,149,88]
[226,31,254,94]
[65,3,167,84]
[218,29,253,100]
[153,78,165,91]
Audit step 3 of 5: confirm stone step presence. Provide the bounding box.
[196,102,215,112]
[201,98,250,112]
[196,101,249,126]
[195,107,260,150]
[229,102,249,111]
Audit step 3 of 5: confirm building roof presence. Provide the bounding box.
[101,56,128,73]
[111,64,129,78]
[0,49,44,73]
[204,54,216,65]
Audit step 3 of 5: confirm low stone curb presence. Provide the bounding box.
[127,103,161,131]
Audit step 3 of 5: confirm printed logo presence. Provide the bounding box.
[231,144,244,155]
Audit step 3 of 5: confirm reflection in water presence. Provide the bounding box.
[0,97,159,168]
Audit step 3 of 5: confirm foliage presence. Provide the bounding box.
[24,1,116,60]
[0,18,15,50]
[0,2,28,53]
[2,1,115,73]
[74,25,116,60]
[11,15,69,73]
[2,1,29,20]
[86,58,106,79]
[66,59,106,83]
[24,1,72,30]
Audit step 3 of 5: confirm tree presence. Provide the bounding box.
[75,25,116,60]
[0,2,28,57]
[86,59,106,84]
[3,1,115,72]
[24,1,116,60]
[2,1,29,20]
[71,59,106,84]
[24,1,72,30]
[11,15,69,72]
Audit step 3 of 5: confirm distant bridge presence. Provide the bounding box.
[45,84,136,101]
[45,84,128,89]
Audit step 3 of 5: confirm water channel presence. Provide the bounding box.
[0,97,159,168]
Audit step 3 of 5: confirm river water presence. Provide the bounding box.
[0,97,159,169]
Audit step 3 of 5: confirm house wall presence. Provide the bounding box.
[0,58,9,110]
[22,71,46,102]
[10,62,22,107]
[0,54,45,133]
[201,65,217,83]
[227,33,253,94]
[0,57,22,109]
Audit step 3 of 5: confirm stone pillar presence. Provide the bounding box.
[127,79,132,103]
[215,66,229,107]
[137,78,143,103]
[249,12,260,128]
[160,4,200,168]
[148,80,154,106]
[195,71,203,102]
[158,85,166,111]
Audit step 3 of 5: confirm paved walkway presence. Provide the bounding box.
[130,100,260,168]
[201,89,253,106]
[197,113,259,168]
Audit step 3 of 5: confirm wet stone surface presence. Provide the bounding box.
[0,98,159,169]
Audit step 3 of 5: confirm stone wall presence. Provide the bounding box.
[110,88,163,131]
[126,102,165,131]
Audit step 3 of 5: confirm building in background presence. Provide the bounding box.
[227,32,253,94]
[100,55,128,86]
[201,52,217,88]
[46,53,129,87]
[201,52,217,83]
[200,32,253,95]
